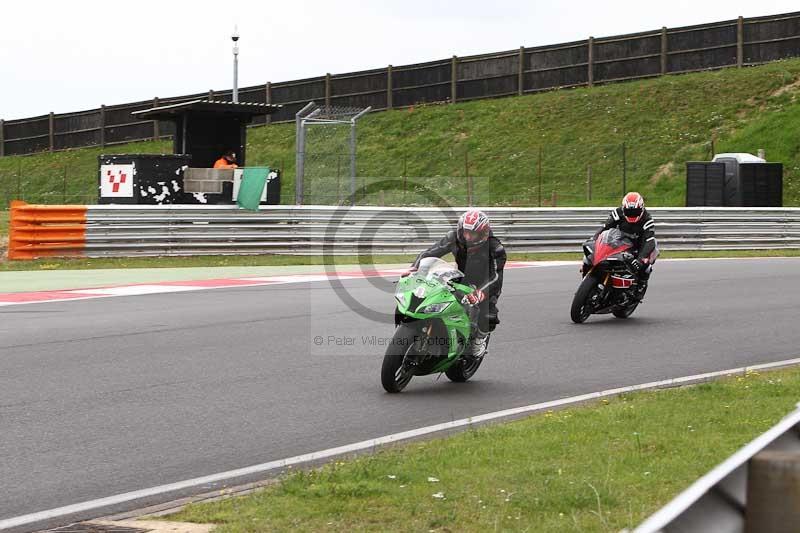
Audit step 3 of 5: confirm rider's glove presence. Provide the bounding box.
[401,266,417,278]
[629,258,642,273]
[465,289,486,305]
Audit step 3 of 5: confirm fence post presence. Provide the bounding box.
[587,164,592,201]
[48,112,55,152]
[16,159,21,200]
[518,46,525,95]
[336,154,342,204]
[746,451,800,533]
[265,82,272,125]
[153,97,160,140]
[465,151,473,206]
[350,120,356,206]
[99,105,106,147]
[622,142,627,195]
[587,37,594,87]
[537,146,543,207]
[0,119,4,158]
[737,16,744,67]
[403,155,408,204]
[451,55,458,103]
[325,73,332,107]
[387,65,393,109]
[296,117,305,205]
[661,27,668,74]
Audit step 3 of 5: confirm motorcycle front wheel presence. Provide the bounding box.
[381,323,420,393]
[570,273,599,324]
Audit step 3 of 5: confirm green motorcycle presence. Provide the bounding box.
[382,257,487,393]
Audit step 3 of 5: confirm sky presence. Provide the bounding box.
[2,0,799,120]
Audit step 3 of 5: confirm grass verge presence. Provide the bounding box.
[168,367,800,532]
[0,249,798,272]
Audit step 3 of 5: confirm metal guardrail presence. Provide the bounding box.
[635,403,800,533]
[9,204,800,259]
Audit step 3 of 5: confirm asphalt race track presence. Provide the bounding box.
[1,258,799,525]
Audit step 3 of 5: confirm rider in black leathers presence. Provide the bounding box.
[591,192,657,299]
[409,210,506,357]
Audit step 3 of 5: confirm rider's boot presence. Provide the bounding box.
[466,329,489,360]
[634,271,650,301]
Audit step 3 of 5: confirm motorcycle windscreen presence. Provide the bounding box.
[593,228,634,266]
[416,257,464,284]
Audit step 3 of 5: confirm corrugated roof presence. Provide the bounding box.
[132,99,281,120]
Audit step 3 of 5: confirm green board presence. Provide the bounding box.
[237,167,270,211]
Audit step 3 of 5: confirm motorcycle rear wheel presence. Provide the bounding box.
[612,302,638,318]
[570,273,598,323]
[614,284,646,318]
[445,336,488,383]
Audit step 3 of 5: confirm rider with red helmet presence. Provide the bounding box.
[593,192,657,299]
[408,209,506,358]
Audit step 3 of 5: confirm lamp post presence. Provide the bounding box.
[232,27,240,103]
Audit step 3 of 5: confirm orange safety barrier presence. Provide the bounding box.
[8,201,87,260]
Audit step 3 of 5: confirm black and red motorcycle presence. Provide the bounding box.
[570,228,647,323]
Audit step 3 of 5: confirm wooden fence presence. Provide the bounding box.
[2,11,800,157]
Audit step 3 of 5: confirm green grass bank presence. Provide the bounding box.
[2,59,800,206]
[167,366,800,532]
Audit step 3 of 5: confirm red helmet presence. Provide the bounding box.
[458,210,491,249]
[622,192,644,223]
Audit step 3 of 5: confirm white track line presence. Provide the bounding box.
[71,285,201,296]
[0,263,538,308]
[2,356,800,530]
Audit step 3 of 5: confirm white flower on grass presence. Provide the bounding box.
[427,476,440,483]
[432,492,446,499]
[387,475,397,479]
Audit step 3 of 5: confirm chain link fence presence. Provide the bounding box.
[0,164,98,206]
[0,141,714,208]
[296,142,682,207]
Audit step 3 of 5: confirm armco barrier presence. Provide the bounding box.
[635,403,800,533]
[7,203,800,259]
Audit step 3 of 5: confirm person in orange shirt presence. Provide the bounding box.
[213,150,239,169]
